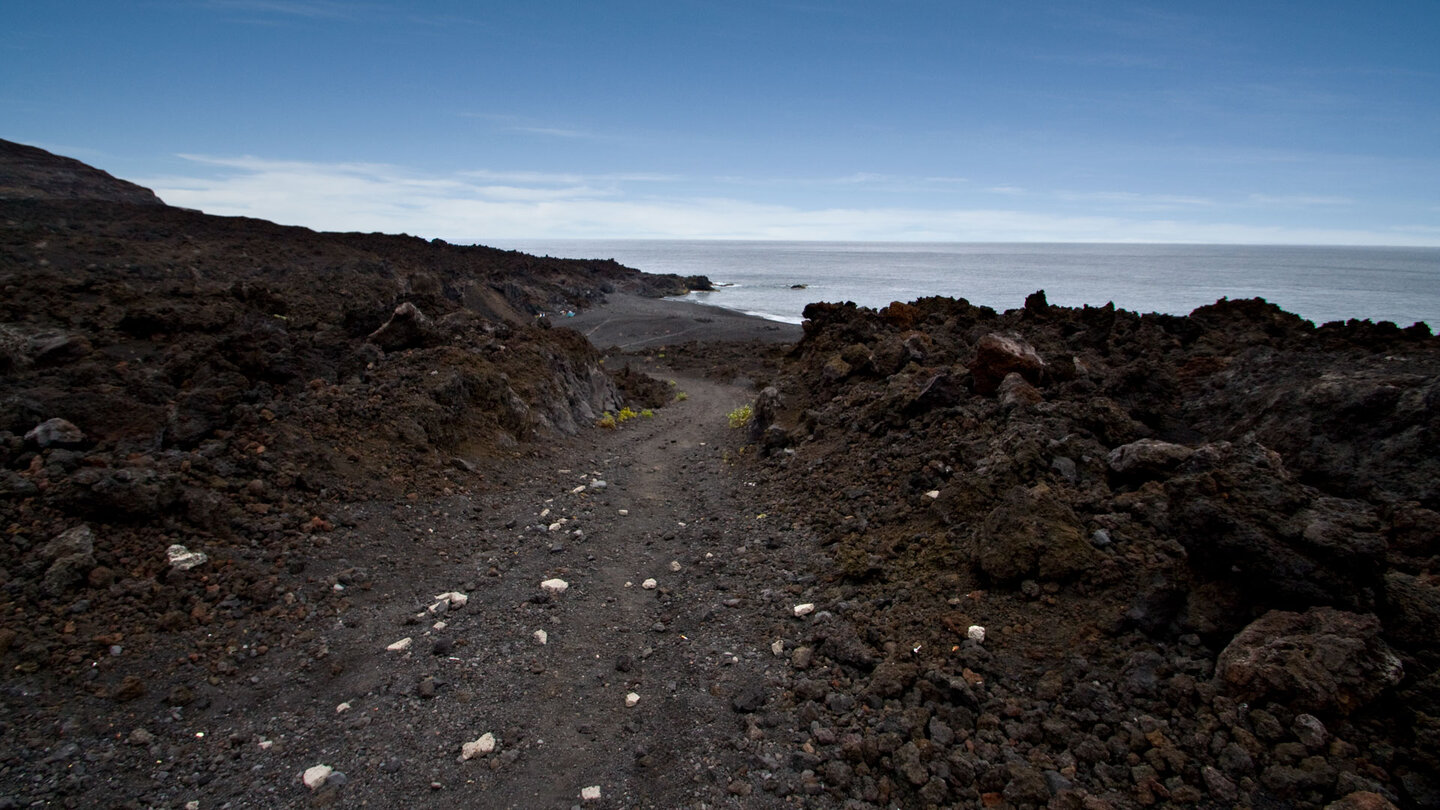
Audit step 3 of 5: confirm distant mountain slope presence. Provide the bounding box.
[0,138,165,205]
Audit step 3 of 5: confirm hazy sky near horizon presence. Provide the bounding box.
[4,1,1439,244]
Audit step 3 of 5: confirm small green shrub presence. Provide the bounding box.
[727,405,753,429]
[596,412,617,429]
[674,391,688,402]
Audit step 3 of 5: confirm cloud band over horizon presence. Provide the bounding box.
[143,153,1440,247]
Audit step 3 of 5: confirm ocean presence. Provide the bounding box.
[485,240,1440,330]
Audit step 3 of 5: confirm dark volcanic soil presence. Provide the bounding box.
[3,140,1439,810]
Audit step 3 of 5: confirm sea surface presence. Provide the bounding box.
[485,240,1440,329]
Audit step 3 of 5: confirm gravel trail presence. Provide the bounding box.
[112,371,818,809]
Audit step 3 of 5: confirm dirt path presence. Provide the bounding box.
[154,371,819,808]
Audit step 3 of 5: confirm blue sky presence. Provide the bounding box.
[4,1,1439,244]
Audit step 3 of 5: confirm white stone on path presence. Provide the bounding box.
[618,509,629,516]
[302,764,333,789]
[625,692,640,707]
[771,639,784,656]
[335,702,351,714]
[669,560,682,572]
[434,591,468,609]
[461,732,497,760]
[925,490,940,500]
[589,479,607,490]
[581,785,602,801]
[967,625,986,643]
[540,578,569,594]
[571,485,586,494]
[166,544,208,571]
[533,629,548,645]
[641,578,657,590]
[793,603,816,617]
[386,637,413,652]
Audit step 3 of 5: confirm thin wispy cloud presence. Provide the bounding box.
[461,169,681,185]
[202,0,356,19]
[1054,190,1214,208]
[1247,194,1354,206]
[511,126,592,139]
[135,154,1438,246]
[462,113,607,141]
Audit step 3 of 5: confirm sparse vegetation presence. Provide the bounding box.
[597,406,655,429]
[727,404,753,429]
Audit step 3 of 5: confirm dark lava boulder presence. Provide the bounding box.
[969,332,1045,395]
[367,302,441,351]
[1166,440,1386,612]
[1214,607,1404,715]
[967,482,1103,584]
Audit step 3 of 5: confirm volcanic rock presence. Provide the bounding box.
[970,332,1045,395]
[1107,438,1194,477]
[24,417,85,448]
[367,302,440,351]
[968,483,1102,583]
[1214,607,1404,715]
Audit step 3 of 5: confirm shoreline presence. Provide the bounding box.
[563,292,803,350]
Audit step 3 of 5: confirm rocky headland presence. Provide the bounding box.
[1,139,1437,809]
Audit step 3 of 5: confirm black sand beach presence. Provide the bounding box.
[562,292,802,349]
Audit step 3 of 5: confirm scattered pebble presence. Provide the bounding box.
[625,692,640,707]
[570,485,586,494]
[669,560,681,572]
[967,625,986,643]
[540,578,569,594]
[258,739,274,750]
[589,479,607,490]
[533,629,548,645]
[302,764,333,790]
[460,732,497,760]
[581,785,602,801]
[925,490,940,499]
[771,639,784,656]
[641,578,657,590]
[166,544,208,572]
[434,591,468,609]
[793,603,815,617]
[335,702,351,714]
[386,637,413,652]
